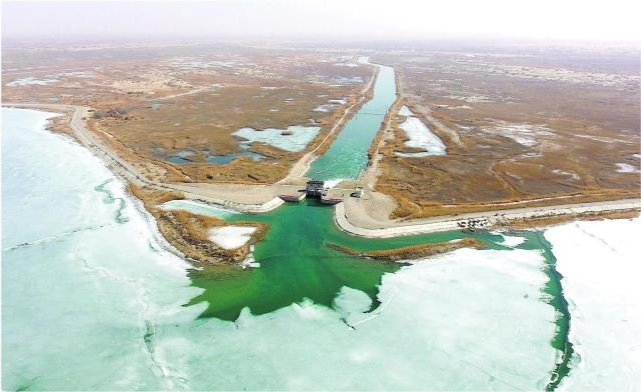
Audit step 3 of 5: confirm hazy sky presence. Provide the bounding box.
[2,0,640,42]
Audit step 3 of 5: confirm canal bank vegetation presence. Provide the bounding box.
[326,238,485,262]
[129,184,268,264]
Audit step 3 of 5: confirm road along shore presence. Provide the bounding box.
[3,103,291,213]
[4,102,639,238]
[336,197,641,238]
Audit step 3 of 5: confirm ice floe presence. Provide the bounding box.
[209,226,256,250]
[233,126,320,152]
[323,179,345,189]
[240,245,260,269]
[499,234,526,247]
[545,218,641,390]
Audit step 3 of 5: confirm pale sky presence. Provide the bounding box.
[2,0,640,42]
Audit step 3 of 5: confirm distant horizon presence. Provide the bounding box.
[3,33,640,52]
[2,0,640,44]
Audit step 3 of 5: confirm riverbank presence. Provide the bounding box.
[336,197,641,238]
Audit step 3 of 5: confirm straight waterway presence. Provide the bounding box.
[0,62,585,390]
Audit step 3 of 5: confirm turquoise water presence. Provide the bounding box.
[186,199,498,321]
[1,62,573,391]
[308,65,396,180]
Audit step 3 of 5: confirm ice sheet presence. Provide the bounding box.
[2,75,568,391]
[156,248,559,390]
[395,116,446,156]
[209,226,256,250]
[545,218,641,390]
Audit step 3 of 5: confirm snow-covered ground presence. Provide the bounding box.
[490,123,555,147]
[546,218,641,390]
[233,125,320,152]
[395,116,447,157]
[616,163,640,173]
[312,105,332,113]
[209,226,256,250]
[328,98,347,105]
[313,98,347,112]
[398,105,414,116]
[6,77,58,86]
[552,169,581,181]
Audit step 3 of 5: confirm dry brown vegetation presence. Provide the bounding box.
[371,45,640,219]
[128,184,268,264]
[3,42,374,184]
[327,238,485,262]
